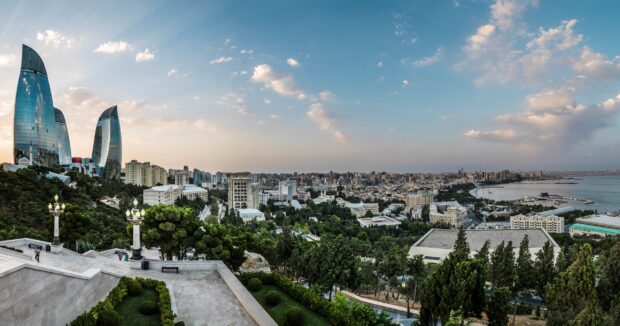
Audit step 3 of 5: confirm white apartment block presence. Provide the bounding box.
[346,202,380,218]
[125,160,168,187]
[429,201,468,228]
[510,214,565,233]
[143,184,208,206]
[228,172,259,210]
[405,191,434,208]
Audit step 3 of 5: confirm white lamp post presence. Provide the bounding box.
[48,194,65,245]
[126,199,145,260]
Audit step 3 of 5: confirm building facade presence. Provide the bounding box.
[124,160,168,187]
[510,214,564,233]
[228,172,259,210]
[13,45,59,167]
[54,108,72,166]
[429,201,468,228]
[405,191,434,208]
[143,184,208,206]
[91,106,122,180]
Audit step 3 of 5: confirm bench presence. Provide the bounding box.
[162,266,179,273]
[28,244,43,250]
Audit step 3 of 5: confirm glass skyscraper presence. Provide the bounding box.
[13,44,59,166]
[91,105,122,180]
[54,107,72,166]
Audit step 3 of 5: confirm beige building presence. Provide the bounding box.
[510,214,564,233]
[143,184,208,206]
[228,172,259,210]
[405,191,434,208]
[429,201,468,228]
[124,160,168,187]
[346,202,380,217]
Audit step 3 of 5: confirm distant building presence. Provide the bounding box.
[405,191,434,208]
[346,202,380,218]
[91,106,122,180]
[570,215,620,237]
[143,184,208,206]
[409,228,560,264]
[312,190,335,204]
[510,214,564,233]
[54,108,72,166]
[124,160,168,187]
[357,216,402,228]
[228,172,259,210]
[237,208,265,223]
[193,169,211,186]
[429,201,468,228]
[279,179,298,201]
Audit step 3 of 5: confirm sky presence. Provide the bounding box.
[1,0,620,173]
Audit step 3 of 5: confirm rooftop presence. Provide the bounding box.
[570,223,620,235]
[357,216,402,227]
[414,228,557,251]
[576,215,620,229]
[237,208,263,214]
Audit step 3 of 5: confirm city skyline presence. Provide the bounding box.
[1,1,620,172]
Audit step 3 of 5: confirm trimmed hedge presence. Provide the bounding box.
[247,277,262,292]
[265,290,281,307]
[239,272,351,325]
[139,300,159,315]
[126,279,143,296]
[70,277,175,326]
[284,307,305,326]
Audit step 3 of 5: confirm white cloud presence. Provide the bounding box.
[36,30,73,48]
[135,49,154,62]
[94,41,131,54]
[402,48,443,67]
[376,61,384,68]
[573,46,620,81]
[0,54,16,67]
[525,87,575,113]
[167,69,178,77]
[490,0,538,31]
[402,80,410,88]
[287,58,300,67]
[264,98,271,105]
[464,24,496,56]
[224,38,232,45]
[240,49,254,55]
[306,102,345,143]
[251,64,306,100]
[319,90,335,101]
[464,129,519,142]
[210,56,233,64]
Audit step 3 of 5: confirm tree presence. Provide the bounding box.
[515,235,535,292]
[490,241,515,289]
[487,286,511,326]
[376,243,407,302]
[534,240,556,300]
[195,223,248,271]
[142,206,200,260]
[403,255,425,317]
[545,244,598,326]
[598,242,620,310]
[568,302,611,326]
[276,216,295,275]
[59,204,93,251]
[453,228,470,262]
[474,239,491,266]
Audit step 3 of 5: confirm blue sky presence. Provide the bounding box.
[1,0,620,172]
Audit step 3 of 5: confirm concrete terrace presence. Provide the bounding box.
[0,238,275,326]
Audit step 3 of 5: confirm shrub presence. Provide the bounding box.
[70,312,95,326]
[284,307,305,326]
[139,300,159,315]
[126,279,143,296]
[174,322,185,326]
[265,290,281,307]
[247,277,262,292]
[513,304,533,315]
[96,309,121,326]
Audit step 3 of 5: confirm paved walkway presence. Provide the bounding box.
[10,243,256,326]
[340,290,419,315]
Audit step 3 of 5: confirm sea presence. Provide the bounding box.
[470,175,620,213]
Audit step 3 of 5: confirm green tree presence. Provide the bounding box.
[195,223,248,271]
[276,216,295,275]
[534,240,556,299]
[490,241,515,289]
[474,239,491,265]
[376,243,407,302]
[142,205,200,260]
[486,286,511,326]
[515,235,535,292]
[453,228,470,262]
[598,242,620,310]
[59,204,93,251]
[568,302,611,326]
[546,244,598,326]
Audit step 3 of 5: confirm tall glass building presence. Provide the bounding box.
[91,105,122,180]
[13,44,59,166]
[54,107,72,165]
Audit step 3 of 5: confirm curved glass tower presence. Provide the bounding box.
[13,44,59,166]
[91,105,122,180]
[54,107,72,165]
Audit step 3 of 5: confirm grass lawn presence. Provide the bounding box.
[251,285,330,326]
[115,288,161,326]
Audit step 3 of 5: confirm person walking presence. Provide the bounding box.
[34,248,40,263]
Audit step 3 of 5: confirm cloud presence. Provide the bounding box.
[319,90,335,101]
[94,41,131,54]
[167,69,178,77]
[525,87,574,113]
[402,80,410,88]
[224,38,232,45]
[287,58,300,67]
[264,98,271,105]
[0,54,16,67]
[490,0,538,31]
[573,46,620,81]
[306,103,345,143]
[376,61,384,68]
[407,48,443,67]
[251,64,306,100]
[464,24,496,57]
[36,30,73,48]
[464,129,519,142]
[135,49,154,62]
[210,56,233,64]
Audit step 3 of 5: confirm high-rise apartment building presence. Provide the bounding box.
[405,191,434,208]
[91,106,122,180]
[429,201,468,228]
[227,172,259,210]
[13,45,59,167]
[510,214,565,233]
[124,160,168,187]
[54,108,72,166]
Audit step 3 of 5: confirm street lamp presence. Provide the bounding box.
[126,199,146,260]
[48,194,65,245]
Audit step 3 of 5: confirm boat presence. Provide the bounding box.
[585,200,594,205]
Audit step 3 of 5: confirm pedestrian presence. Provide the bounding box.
[34,248,40,263]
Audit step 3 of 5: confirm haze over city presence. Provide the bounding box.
[1,0,620,172]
